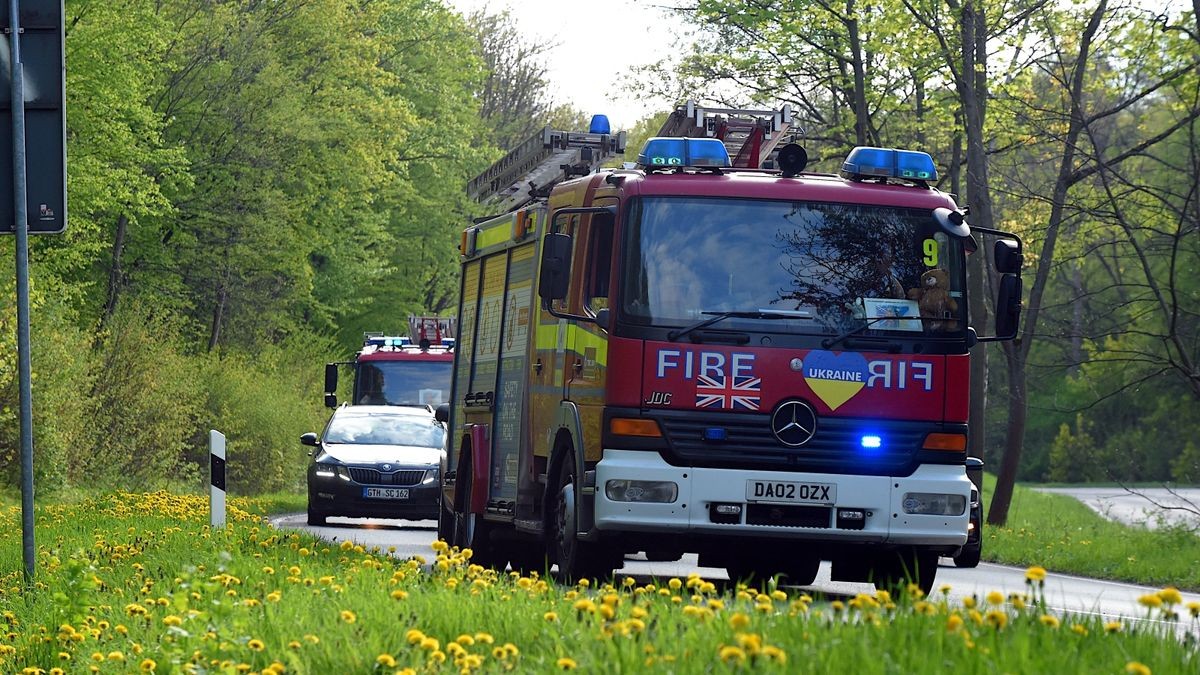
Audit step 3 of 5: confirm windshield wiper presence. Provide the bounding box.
[668,309,808,342]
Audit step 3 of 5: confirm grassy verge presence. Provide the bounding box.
[0,491,1195,674]
[984,474,1200,589]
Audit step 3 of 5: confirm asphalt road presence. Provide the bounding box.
[272,514,1200,634]
[1034,487,1200,530]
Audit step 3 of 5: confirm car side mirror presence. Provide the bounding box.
[300,432,319,447]
[994,273,1022,339]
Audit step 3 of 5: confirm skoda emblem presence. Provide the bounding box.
[382,464,392,471]
[771,400,818,447]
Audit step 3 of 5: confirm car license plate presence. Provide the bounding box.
[363,487,409,500]
[746,480,834,504]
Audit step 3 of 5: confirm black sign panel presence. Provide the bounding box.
[0,0,66,234]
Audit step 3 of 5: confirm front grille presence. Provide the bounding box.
[746,504,831,528]
[655,412,932,475]
[347,468,425,486]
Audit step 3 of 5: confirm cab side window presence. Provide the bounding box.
[584,217,614,315]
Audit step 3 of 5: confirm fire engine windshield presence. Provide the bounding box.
[621,197,967,337]
[355,361,452,407]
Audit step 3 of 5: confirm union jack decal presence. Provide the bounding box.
[695,374,761,410]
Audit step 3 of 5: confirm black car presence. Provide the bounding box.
[304,405,445,526]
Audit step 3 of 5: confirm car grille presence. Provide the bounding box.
[347,468,425,486]
[654,412,930,476]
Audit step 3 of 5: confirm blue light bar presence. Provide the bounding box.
[841,147,938,181]
[703,427,728,442]
[589,114,611,134]
[638,137,731,168]
[861,435,882,449]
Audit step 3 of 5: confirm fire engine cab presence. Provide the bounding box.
[324,317,456,409]
[438,104,1021,591]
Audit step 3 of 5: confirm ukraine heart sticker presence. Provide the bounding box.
[802,350,868,411]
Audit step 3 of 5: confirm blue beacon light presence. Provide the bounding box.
[589,114,611,134]
[841,147,938,181]
[638,137,731,168]
[860,435,882,449]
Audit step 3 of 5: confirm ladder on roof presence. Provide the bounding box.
[657,100,794,169]
[468,126,627,214]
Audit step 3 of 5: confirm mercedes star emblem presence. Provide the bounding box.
[771,400,818,447]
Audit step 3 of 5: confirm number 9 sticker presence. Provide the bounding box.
[922,238,939,267]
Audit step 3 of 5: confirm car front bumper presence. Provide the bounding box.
[308,473,439,521]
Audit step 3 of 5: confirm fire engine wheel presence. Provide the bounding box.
[953,544,982,569]
[871,547,939,596]
[550,451,611,583]
[454,463,502,569]
[436,500,455,546]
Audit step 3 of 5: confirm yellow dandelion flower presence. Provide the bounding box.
[266,591,281,603]
[1104,621,1123,633]
[502,642,519,656]
[1125,662,1151,675]
[139,658,156,672]
[962,595,977,609]
[914,601,936,616]
[262,566,275,575]
[668,578,682,590]
[984,610,1007,629]
[599,605,616,620]
[830,601,845,612]
[544,611,558,622]
[107,651,125,661]
[431,540,449,552]
[718,646,746,664]
[376,654,396,668]
[1025,566,1046,582]
[1039,614,1060,629]
[578,578,590,588]
[162,616,182,627]
[339,610,356,624]
[762,645,787,664]
[456,634,475,646]
[573,599,596,614]
[1071,624,1088,636]
[946,614,964,632]
[429,650,446,664]
[420,637,440,652]
[1157,587,1183,606]
[303,634,320,644]
[492,647,506,660]
[1138,594,1163,609]
[339,540,354,551]
[247,639,265,652]
[985,591,1004,606]
[390,590,408,601]
[287,641,301,650]
[556,657,578,670]
[288,566,301,576]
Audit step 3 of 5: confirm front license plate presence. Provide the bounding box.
[364,487,409,500]
[746,480,835,504]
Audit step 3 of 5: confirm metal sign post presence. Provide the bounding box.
[1,0,65,583]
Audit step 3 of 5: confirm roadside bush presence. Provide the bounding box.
[194,334,333,495]
[81,302,203,489]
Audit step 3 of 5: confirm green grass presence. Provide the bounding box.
[0,490,1195,674]
[984,474,1200,589]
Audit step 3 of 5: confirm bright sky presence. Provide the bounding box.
[446,0,684,130]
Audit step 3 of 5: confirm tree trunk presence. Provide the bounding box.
[208,284,227,352]
[846,5,870,146]
[988,343,1026,524]
[102,213,129,328]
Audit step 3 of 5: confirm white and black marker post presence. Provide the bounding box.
[210,430,226,528]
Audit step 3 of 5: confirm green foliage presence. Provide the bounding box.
[194,337,334,494]
[81,303,204,489]
[1047,415,1098,483]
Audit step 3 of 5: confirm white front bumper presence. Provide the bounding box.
[594,449,970,547]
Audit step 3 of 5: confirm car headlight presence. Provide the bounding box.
[314,462,351,481]
[422,467,439,485]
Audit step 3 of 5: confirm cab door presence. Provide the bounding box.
[565,212,614,464]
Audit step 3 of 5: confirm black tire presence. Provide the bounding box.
[953,544,981,569]
[437,498,455,546]
[306,505,327,527]
[549,450,612,582]
[453,463,503,569]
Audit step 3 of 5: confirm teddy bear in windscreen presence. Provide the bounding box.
[907,269,958,331]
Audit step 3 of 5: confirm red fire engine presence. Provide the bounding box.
[437,104,1020,591]
[324,317,456,409]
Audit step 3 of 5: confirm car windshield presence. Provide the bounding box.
[621,197,966,336]
[355,361,451,406]
[324,411,445,447]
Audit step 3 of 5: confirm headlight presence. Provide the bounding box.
[314,462,338,478]
[422,468,439,485]
[605,479,678,503]
[902,492,966,516]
